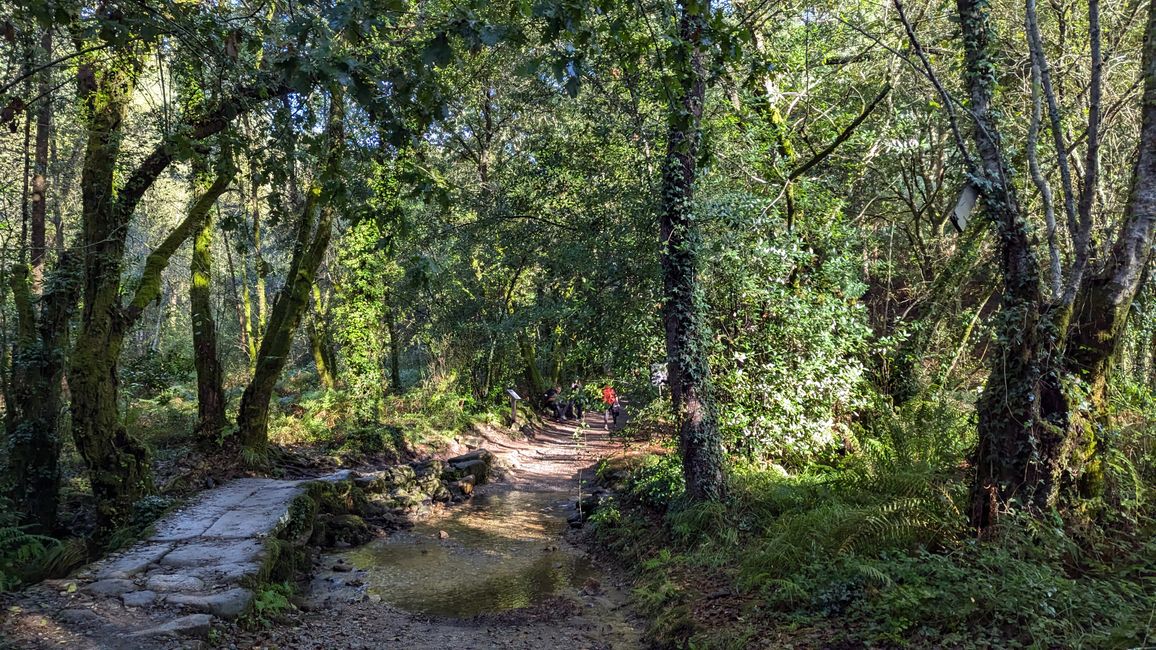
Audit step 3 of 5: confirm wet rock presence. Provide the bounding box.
[145,574,206,593]
[450,460,490,484]
[85,578,136,596]
[129,614,214,639]
[168,587,253,619]
[313,514,373,547]
[438,530,449,540]
[449,475,476,498]
[121,590,158,608]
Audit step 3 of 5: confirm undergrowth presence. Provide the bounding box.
[267,373,508,462]
[588,395,1156,649]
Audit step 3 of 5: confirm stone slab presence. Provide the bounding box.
[121,590,158,608]
[144,573,206,593]
[84,579,136,596]
[159,538,265,569]
[94,542,174,579]
[202,504,292,539]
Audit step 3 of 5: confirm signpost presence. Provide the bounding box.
[505,388,522,424]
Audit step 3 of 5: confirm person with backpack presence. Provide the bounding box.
[544,385,565,420]
[601,383,620,429]
[566,381,585,420]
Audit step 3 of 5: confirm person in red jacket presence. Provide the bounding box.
[601,384,620,429]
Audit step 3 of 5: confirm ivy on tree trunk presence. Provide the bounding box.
[660,0,726,501]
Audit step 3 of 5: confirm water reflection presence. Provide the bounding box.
[339,489,598,618]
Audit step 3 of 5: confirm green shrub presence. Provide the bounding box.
[0,498,57,591]
[600,394,1156,648]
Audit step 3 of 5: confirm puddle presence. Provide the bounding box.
[334,489,599,617]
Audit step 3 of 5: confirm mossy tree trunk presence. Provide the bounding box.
[308,283,338,391]
[518,334,546,405]
[191,166,233,440]
[236,86,344,455]
[29,28,51,290]
[954,0,1156,528]
[659,0,726,501]
[6,255,81,532]
[67,26,281,529]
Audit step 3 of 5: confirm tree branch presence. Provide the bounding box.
[123,156,234,326]
[115,80,294,226]
[893,0,976,175]
[1063,0,1102,306]
[1026,0,1078,241]
[787,83,891,181]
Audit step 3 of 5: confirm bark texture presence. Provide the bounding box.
[6,255,80,531]
[660,0,726,501]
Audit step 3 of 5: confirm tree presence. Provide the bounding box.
[660,0,726,500]
[904,0,1156,527]
[236,85,345,455]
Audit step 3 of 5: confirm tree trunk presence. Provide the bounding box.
[29,29,51,289]
[960,0,1156,527]
[384,289,403,395]
[1061,3,1156,496]
[518,334,546,404]
[660,0,726,501]
[191,173,230,440]
[236,87,344,454]
[6,256,79,532]
[70,52,155,530]
[308,317,337,391]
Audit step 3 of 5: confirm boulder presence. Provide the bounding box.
[381,465,416,490]
[412,459,446,478]
[312,514,373,547]
[449,475,475,498]
[447,449,493,465]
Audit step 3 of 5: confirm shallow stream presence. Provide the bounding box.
[333,488,600,618]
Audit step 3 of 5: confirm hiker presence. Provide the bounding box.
[601,383,620,428]
[544,385,565,420]
[566,381,585,419]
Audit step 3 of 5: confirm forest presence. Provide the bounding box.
[0,0,1154,647]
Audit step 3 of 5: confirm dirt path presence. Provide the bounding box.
[237,407,647,650]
